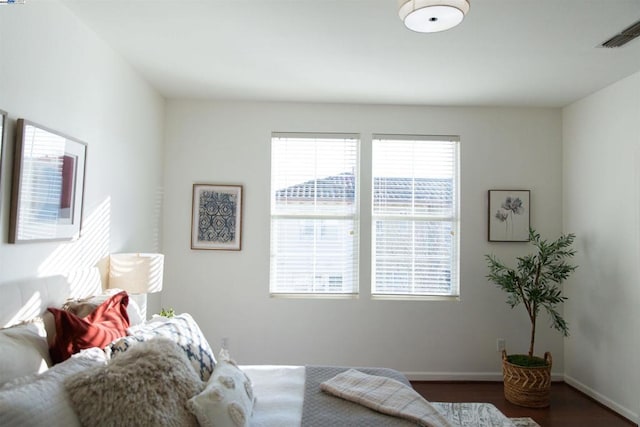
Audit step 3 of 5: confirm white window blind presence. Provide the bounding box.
[372,135,459,297]
[270,133,359,294]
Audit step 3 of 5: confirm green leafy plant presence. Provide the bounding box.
[486,228,577,364]
[159,307,175,318]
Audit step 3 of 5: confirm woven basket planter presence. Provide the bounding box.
[502,350,552,408]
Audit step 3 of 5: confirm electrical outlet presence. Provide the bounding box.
[221,337,229,350]
[497,338,506,352]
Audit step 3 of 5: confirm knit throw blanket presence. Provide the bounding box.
[302,366,419,426]
[319,368,454,427]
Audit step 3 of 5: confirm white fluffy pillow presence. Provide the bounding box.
[0,348,107,426]
[65,338,203,427]
[188,353,255,427]
[0,320,51,386]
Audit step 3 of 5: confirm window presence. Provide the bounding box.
[270,132,459,298]
[270,133,359,295]
[372,135,459,297]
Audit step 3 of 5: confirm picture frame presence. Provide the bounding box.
[0,110,6,198]
[191,184,243,250]
[9,119,87,243]
[488,189,530,242]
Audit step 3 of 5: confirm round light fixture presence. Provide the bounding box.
[398,0,470,33]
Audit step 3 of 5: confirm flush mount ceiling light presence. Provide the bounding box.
[398,0,470,33]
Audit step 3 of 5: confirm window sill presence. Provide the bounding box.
[371,294,460,302]
[269,293,359,300]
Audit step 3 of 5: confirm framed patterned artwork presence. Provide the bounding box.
[191,184,243,250]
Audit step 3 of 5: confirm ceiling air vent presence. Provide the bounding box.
[600,19,640,48]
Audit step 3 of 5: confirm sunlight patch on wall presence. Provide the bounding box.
[38,197,111,295]
[65,267,103,298]
[151,186,164,252]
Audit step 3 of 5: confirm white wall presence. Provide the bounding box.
[0,2,165,313]
[163,100,564,378]
[563,71,640,423]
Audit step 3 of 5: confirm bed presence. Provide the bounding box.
[0,272,518,427]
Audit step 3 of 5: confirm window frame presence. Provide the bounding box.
[269,132,361,297]
[370,134,460,299]
[268,132,460,299]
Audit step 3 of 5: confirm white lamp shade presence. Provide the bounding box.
[109,253,164,294]
[398,0,470,33]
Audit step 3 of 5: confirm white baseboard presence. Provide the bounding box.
[564,375,639,425]
[403,371,564,382]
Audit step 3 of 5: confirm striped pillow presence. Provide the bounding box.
[108,313,215,381]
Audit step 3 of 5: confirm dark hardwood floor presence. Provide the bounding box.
[410,381,636,427]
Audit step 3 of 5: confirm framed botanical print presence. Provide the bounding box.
[488,189,530,242]
[191,184,243,250]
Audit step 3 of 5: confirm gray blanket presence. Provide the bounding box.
[301,366,419,426]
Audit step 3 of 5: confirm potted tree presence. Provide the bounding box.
[485,228,577,408]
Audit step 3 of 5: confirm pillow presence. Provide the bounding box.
[63,289,144,326]
[0,320,52,386]
[45,292,138,348]
[42,311,57,347]
[48,291,130,364]
[86,289,144,326]
[63,301,98,318]
[188,351,255,427]
[65,338,203,427]
[0,347,107,426]
[108,313,215,381]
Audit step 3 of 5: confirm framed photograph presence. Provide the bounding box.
[0,110,6,199]
[488,189,530,242]
[9,119,87,243]
[191,184,243,250]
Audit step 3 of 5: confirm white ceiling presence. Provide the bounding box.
[61,0,640,107]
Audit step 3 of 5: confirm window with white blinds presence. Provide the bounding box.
[270,133,359,295]
[372,135,459,297]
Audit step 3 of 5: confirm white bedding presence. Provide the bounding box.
[241,365,305,427]
[242,365,516,427]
